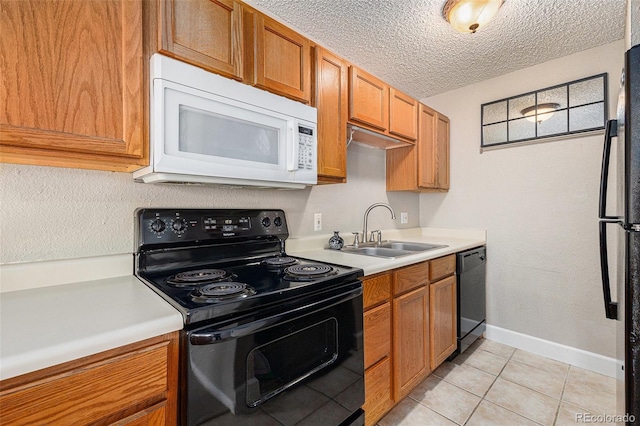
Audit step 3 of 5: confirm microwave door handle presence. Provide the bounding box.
[598,119,617,219]
[287,122,298,171]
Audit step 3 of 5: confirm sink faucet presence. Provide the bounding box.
[363,203,396,243]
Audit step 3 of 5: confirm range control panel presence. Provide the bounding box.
[136,208,288,248]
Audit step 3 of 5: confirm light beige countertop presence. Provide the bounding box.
[0,227,484,382]
[287,227,486,276]
[0,275,183,381]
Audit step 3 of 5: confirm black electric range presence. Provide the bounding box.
[135,208,363,326]
[134,208,365,426]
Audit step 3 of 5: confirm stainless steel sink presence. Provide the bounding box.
[339,241,448,259]
[379,241,448,252]
[341,246,415,258]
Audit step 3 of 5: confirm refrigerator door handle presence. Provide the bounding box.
[598,119,618,219]
[599,220,619,320]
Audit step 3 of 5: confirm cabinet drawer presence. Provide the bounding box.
[362,272,392,308]
[0,342,170,425]
[393,261,429,295]
[430,254,455,282]
[363,357,393,426]
[112,401,167,425]
[364,302,391,369]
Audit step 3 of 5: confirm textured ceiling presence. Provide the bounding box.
[245,0,626,99]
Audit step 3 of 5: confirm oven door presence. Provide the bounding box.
[183,283,364,426]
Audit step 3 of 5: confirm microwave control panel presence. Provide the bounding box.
[297,126,314,170]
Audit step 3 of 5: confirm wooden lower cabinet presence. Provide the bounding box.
[363,357,393,426]
[362,272,393,426]
[361,255,457,423]
[393,285,430,400]
[0,332,179,425]
[430,275,457,369]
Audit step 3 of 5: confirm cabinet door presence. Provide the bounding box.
[418,104,450,190]
[159,0,243,81]
[417,104,437,188]
[253,14,311,103]
[389,88,418,141]
[393,286,430,400]
[314,47,348,183]
[435,112,450,190]
[0,0,146,172]
[349,67,388,131]
[430,275,457,369]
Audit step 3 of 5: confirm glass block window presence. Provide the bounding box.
[481,74,608,148]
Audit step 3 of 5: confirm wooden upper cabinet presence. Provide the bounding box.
[386,103,450,192]
[389,88,418,141]
[435,112,451,190]
[349,66,389,131]
[158,0,244,81]
[0,0,146,172]
[251,13,311,103]
[418,104,450,190]
[314,47,348,183]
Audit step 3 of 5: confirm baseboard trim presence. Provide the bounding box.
[485,324,618,378]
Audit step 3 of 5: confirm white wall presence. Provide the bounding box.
[628,0,640,49]
[0,142,419,264]
[420,40,624,358]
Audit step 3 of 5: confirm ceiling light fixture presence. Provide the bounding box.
[521,103,561,123]
[443,0,504,33]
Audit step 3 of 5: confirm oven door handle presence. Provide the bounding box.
[189,286,362,345]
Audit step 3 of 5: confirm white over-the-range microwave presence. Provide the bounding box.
[133,54,318,189]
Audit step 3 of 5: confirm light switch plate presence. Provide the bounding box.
[314,213,322,231]
[400,212,408,224]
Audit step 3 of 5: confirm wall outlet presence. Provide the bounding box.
[400,212,408,224]
[314,213,322,231]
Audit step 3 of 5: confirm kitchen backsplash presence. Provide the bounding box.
[0,142,419,264]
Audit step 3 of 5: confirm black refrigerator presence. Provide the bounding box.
[599,44,640,423]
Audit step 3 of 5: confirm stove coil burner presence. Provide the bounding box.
[166,269,233,287]
[284,263,336,281]
[191,282,256,303]
[261,256,299,269]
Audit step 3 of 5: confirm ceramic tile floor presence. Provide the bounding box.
[378,339,618,426]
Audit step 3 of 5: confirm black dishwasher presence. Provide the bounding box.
[450,246,486,359]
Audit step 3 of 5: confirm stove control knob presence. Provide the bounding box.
[171,218,188,234]
[261,217,271,228]
[273,217,282,227]
[150,219,166,234]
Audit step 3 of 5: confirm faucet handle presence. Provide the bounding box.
[352,232,360,247]
[369,230,379,242]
